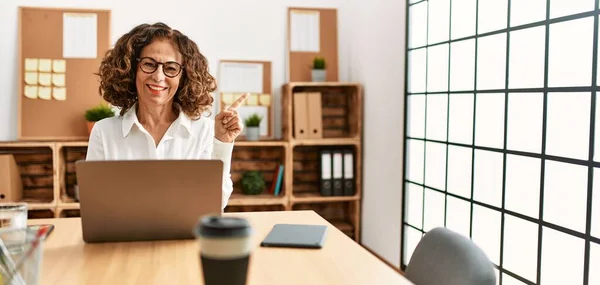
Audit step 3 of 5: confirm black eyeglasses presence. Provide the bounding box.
[136,57,184,78]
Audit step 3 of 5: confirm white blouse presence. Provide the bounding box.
[86,105,234,209]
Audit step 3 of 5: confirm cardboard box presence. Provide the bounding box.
[0,155,23,202]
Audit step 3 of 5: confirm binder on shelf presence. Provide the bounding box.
[306,92,323,139]
[274,164,284,196]
[332,150,343,196]
[320,150,332,196]
[293,92,309,139]
[342,149,355,196]
[269,165,281,195]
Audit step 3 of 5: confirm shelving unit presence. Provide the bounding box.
[282,82,363,242]
[0,82,363,242]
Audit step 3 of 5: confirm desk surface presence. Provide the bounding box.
[29,210,413,285]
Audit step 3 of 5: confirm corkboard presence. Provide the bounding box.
[287,7,338,82]
[218,60,274,139]
[18,7,111,141]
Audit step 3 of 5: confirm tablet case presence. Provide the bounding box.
[260,224,328,249]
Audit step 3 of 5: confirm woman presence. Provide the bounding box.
[86,22,247,209]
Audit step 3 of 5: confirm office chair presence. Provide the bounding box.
[404,227,496,285]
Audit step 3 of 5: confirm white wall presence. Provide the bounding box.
[344,0,406,268]
[0,0,406,269]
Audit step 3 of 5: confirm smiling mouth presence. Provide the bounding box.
[147,84,167,91]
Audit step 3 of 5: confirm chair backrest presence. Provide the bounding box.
[405,227,496,285]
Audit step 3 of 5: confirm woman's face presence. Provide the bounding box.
[135,39,183,109]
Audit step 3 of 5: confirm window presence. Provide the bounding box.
[402,1,600,284]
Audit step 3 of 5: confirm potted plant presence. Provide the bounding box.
[241,171,266,195]
[244,113,262,141]
[311,56,326,82]
[84,104,115,135]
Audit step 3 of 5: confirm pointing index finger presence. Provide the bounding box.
[227,93,250,110]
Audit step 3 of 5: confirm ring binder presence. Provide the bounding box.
[342,149,355,196]
[332,150,343,196]
[320,150,333,196]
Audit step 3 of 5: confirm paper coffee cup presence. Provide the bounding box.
[195,215,253,285]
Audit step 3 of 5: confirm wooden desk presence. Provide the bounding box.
[29,210,413,285]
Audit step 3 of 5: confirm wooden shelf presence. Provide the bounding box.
[233,140,288,147]
[0,82,363,243]
[283,82,363,243]
[228,193,286,206]
[24,201,56,210]
[52,140,291,148]
[292,201,359,241]
[7,138,360,149]
[292,137,360,146]
[58,202,80,210]
[291,193,359,203]
[57,141,89,147]
[59,196,78,204]
[0,141,55,148]
[54,196,285,209]
[286,81,362,88]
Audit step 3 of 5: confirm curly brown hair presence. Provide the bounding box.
[96,22,215,119]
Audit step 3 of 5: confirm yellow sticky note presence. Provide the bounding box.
[38,87,51,100]
[221,93,234,105]
[38,59,52,72]
[53,87,67,101]
[24,85,37,99]
[234,94,248,105]
[53,59,66,73]
[246,94,258,105]
[25,58,38,71]
[259,94,271,106]
[52,74,65,87]
[38,73,51,86]
[24,72,38,85]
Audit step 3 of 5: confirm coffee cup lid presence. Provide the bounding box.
[195,215,252,238]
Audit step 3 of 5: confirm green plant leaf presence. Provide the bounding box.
[241,171,266,195]
[313,56,326,69]
[244,113,263,127]
[85,104,115,122]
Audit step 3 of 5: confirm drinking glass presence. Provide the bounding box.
[0,226,47,285]
[0,203,28,229]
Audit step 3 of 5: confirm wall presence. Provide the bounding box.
[344,0,406,268]
[0,0,407,269]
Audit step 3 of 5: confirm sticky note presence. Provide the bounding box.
[53,59,66,73]
[24,85,37,99]
[24,72,38,85]
[259,94,271,106]
[53,87,67,101]
[234,94,248,105]
[38,87,51,100]
[38,59,52,72]
[25,58,38,71]
[52,74,65,87]
[221,93,234,105]
[246,94,258,105]
[38,73,51,86]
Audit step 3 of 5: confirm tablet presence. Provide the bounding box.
[260,224,328,249]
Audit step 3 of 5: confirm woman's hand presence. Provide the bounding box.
[214,93,249,143]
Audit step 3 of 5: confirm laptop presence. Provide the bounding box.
[75,159,223,243]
